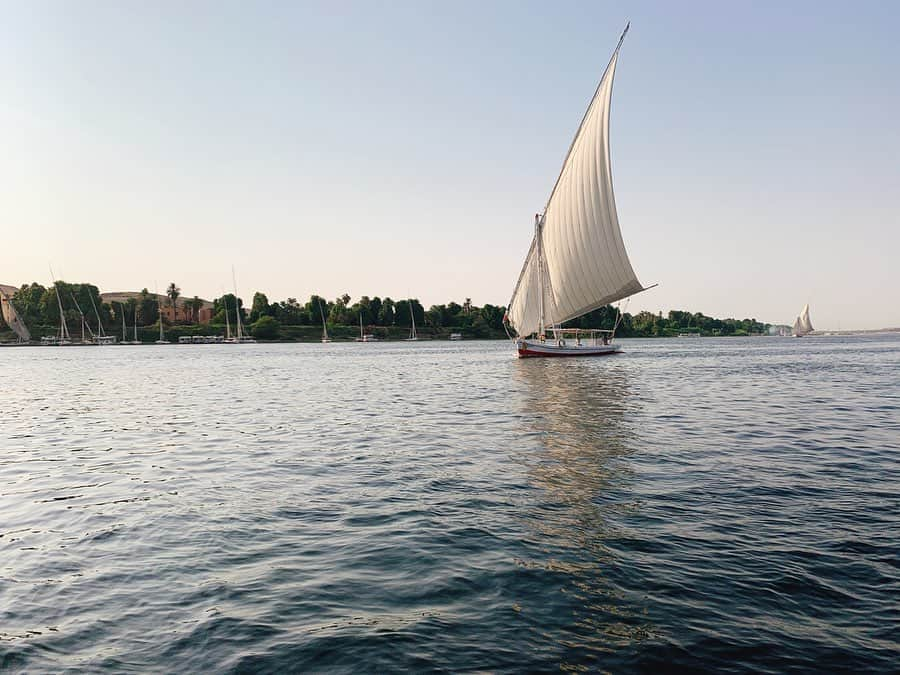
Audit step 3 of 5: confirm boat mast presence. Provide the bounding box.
[49,266,70,342]
[88,292,105,338]
[121,302,127,342]
[158,294,164,340]
[224,296,231,339]
[535,214,545,338]
[55,285,67,341]
[69,293,91,342]
[231,267,243,341]
[410,299,416,339]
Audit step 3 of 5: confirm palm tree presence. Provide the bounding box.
[190,296,203,324]
[167,283,181,323]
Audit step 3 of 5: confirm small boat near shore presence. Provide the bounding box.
[355,314,379,342]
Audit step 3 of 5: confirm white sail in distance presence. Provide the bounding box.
[799,304,813,334]
[792,304,813,336]
[507,25,645,338]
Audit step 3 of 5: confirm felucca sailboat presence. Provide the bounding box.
[355,313,378,342]
[319,301,331,343]
[155,293,170,344]
[404,300,419,341]
[230,268,255,343]
[792,304,813,337]
[504,24,654,358]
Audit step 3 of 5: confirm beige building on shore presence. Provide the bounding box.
[101,292,215,324]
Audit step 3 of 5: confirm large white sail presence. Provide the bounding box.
[507,26,644,338]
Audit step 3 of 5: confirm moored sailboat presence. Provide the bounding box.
[127,305,141,344]
[230,269,256,343]
[53,281,72,345]
[319,301,331,343]
[355,313,378,342]
[503,24,654,358]
[404,300,420,341]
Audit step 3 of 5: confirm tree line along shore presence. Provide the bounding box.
[0,281,771,342]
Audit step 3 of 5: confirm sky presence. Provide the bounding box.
[2,1,898,330]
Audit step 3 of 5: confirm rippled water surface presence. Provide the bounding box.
[2,336,899,672]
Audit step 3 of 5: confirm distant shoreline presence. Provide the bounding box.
[4,329,898,346]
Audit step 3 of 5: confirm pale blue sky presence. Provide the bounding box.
[2,1,898,329]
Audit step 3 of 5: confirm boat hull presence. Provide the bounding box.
[516,339,621,358]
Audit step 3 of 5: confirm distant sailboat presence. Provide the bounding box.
[119,302,128,344]
[231,268,255,343]
[223,296,234,343]
[53,280,71,346]
[88,292,115,345]
[319,301,331,343]
[129,304,141,344]
[155,292,170,344]
[792,304,814,337]
[404,300,420,341]
[503,24,655,358]
[355,313,378,342]
[69,292,92,344]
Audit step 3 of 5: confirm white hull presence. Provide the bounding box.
[516,338,621,358]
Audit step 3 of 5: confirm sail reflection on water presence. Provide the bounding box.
[510,360,653,658]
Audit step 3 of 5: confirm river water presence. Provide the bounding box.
[2,335,898,672]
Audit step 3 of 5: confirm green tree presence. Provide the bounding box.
[328,295,353,325]
[138,289,159,326]
[379,297,395,325]
[186,296,202,323]
[12,283,47,327]
[166,283,181,322]
[213,293,244,324]
[305,295,329,326]
[278,297,305,325]
[249,292,270,323]
[427,305,444,329]
[394,299,410,327]
[250,315,280,339]
[370,297,383,325]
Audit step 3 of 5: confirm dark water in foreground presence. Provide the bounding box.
[2,335,898,672]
